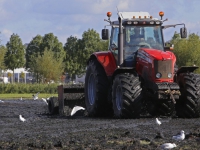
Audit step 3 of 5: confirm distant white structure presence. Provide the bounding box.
[75,74,85,83]
[0,77,9,83]
[1,68,34,83]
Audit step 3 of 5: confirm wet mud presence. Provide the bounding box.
[0,99,200,149]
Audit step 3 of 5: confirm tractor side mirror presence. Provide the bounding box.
[180,27,187,38]
[102,29,109,40]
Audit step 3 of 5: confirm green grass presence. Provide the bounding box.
[0,93,58,99]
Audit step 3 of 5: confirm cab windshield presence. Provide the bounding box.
[124,25,164,52]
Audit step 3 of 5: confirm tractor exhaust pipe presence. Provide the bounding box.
[118,16,124,67]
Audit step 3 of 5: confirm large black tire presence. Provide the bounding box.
[176,73,200,118]
[85,59,111,117]
[112,73,143,118]
[48,97,59,115]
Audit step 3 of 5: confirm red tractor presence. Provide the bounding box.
[84,11,200,118]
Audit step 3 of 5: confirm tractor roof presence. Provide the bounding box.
[118,12,151,19]
[111,11,160,26]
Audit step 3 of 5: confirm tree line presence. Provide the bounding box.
[0,30,200,83]
[0,29,108,83]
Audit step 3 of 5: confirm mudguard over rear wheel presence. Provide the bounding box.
[112,73,143,118]
[85,59,112,117]
[176,73,200,118]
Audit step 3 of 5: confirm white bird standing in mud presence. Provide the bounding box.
[0,100,4,103]
[19,115,26,122]
[71,106,85,116]
[41,98,48,105]
[156,118,161,126]
[20,97,22,100]
[172,130,185,141]
[160,143,176,150]
[32,92,40,100]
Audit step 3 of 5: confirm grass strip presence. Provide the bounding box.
[0,93,58,99]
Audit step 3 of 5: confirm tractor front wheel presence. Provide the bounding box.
[112,73,143,118]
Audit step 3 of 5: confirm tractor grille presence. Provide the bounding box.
[154,60,172,79]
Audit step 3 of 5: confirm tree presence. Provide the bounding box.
[173,33,200,73]
[20,71,25,83]
[34,48,64,83]
[78,29,103,72]
[25,35,43,70]
[40,33,65,61]
[64,36,80,79]
[0,46,6,71]
[4,34,25,83]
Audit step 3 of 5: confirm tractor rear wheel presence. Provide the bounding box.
[85,59,111,117]
[48,97,59,115]
[176,73,200,118]
[112,73,143,118]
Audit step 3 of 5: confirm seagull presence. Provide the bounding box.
[172,130,185,141]
[19,115,26,122]
[42,98,48,105]
[160,143,176,150]
[156,118,161,126]
[0,100,4,103]
[32,92,40,100]
[71,106,85,116]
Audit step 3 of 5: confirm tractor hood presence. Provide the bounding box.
[139,48,175,61]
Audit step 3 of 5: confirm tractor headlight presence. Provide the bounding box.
[168,73,172,78]
[156,72,162,78]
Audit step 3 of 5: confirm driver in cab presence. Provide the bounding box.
[130,27,143,44]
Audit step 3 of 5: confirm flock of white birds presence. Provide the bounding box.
[156,118,185,149]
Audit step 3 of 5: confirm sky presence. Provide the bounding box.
[0,0,199,46]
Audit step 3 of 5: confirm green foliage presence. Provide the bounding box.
[27,33,65,83]
[0,45,6,71]
[40,33,65,61]
[0,83,58,94]
[64,36,81,78]
[34,48,64,83]
[25,35,43,69]
[4,34,25,83]
[173,33,200,73]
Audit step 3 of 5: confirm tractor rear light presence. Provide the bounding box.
[156,73,162,78]
[168,73,172,78]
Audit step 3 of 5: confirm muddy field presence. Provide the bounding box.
[0,99,200,150]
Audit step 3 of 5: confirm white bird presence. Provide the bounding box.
[0,100,4,103]
[160,143,176,150]
[42,98,48,105]
[32,92,40,100]
[71,106,85,116]
[156,118,161,126]
[20,97,22,100]
[19,115,26,122]
[172,130,185,141]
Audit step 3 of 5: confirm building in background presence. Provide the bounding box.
[1,68,34,83]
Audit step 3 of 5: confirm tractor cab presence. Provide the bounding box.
[102,11,186,67]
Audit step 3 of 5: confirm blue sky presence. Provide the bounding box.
[0,0,199,46]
